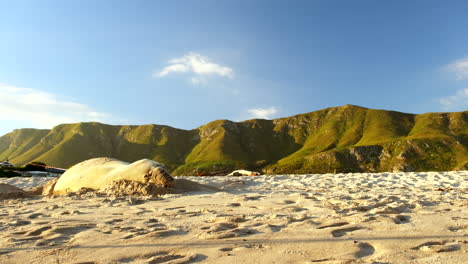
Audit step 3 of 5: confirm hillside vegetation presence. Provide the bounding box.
[1,105,466,175]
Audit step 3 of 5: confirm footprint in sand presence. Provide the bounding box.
[41,223,96,245]
[448,225,467,232]
[26,226,52,236]
[197,222,257,239]
[310,242,376,262]
[117,251,206,264]
[240,195,264,201]
[331,226,364,237]
[145,229,187,239]
[393,215,411,224]
[207,222,237,232]
[27,213,46,219]
[287,213,311,223]
[104,218,124,225]
[355,242,375,258]
[12,223,96,246]
[211,215,247,224]
[165,206,186,211]
[281,206,308,214]
[263,224,286,232]
[147,253,204,264]
[282,199,296,204]
[411,241,461,252]
[316,221,349,229]
[9,219,31,226]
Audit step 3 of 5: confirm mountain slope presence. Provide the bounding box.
[1,105,466,174]
[0,128,50,162]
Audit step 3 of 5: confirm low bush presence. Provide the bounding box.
[0,168,21,178]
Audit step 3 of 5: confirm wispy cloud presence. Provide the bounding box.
[0,83,112,129]
[438,88,468,111]
[154,53,234,83]
[247,107,279,119]
[446,57,468,80]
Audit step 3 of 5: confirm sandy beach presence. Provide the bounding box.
[0,171,467,264]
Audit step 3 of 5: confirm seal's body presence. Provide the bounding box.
[53,158,174,195]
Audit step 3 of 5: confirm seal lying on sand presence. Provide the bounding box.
[53,157,175,195]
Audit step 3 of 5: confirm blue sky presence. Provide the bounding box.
[1,0,467,136]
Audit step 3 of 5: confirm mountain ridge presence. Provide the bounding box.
[1,105,467,175]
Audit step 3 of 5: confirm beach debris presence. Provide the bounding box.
[227,170,261,176]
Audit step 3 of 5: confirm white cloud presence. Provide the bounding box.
[190,76,206,85]
[438,88,468,110]
[247,107,279,119]
[0,83,112,129]
[158,64,189,77]
[446,57,468,80]
[154,53,234,81]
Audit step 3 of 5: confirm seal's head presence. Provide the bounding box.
[143,166,175,187]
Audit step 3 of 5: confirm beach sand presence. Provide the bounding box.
[0,171,467,264]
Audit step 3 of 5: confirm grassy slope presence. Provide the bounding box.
[265,107,467,173]
[4,123,198,170]
[0,106,466,174]
[0,129,50,161]
[173,119,303,175]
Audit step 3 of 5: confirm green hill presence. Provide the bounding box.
[1,105,466,175]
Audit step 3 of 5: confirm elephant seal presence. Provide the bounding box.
[52,157,174,195]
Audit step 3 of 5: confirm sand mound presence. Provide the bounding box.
[0,183,25,193]
[99,180,170,196]
[42,178,59,196]
[0,183,30,199]
[63,179,220,197]
[26,178,59,196]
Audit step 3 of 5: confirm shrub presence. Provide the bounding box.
[0,168,21,178]
[22,162,47,172]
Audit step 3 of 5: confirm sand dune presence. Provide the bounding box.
[0,171,467,264]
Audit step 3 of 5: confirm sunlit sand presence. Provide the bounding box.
[1,171,467,263]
